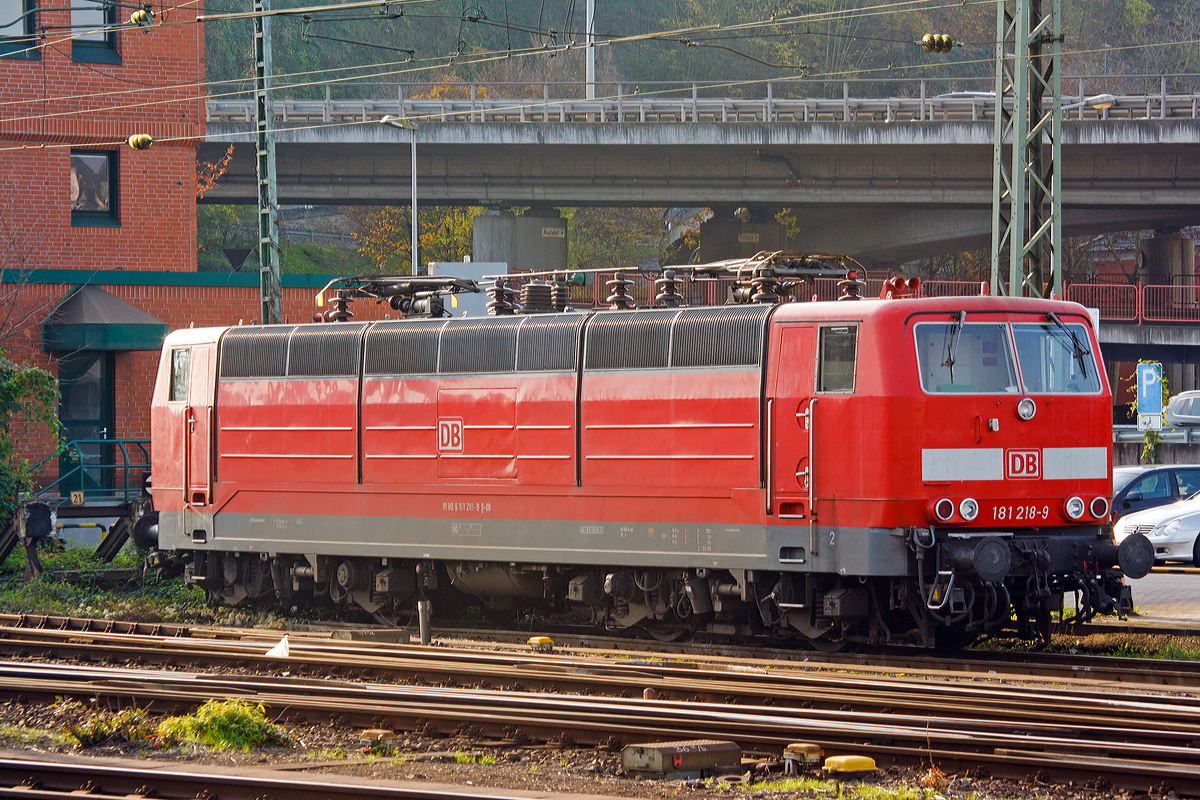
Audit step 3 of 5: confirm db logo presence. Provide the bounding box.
[1005,448,1040,479]
[437,418,464,453]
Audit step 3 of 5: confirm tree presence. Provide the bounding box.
[0,352,59,528]
[567,207,669,270]
[197,205,256,272]
[344,206,484,273]
[0,197,62,528]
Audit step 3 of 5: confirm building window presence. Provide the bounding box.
[71,151,119,227]
[0,0,37,59]
[71,0,119,64]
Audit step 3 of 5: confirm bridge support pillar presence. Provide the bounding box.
[472,209,568,274]
[1139,233,1195,284]
[698,217,788,261]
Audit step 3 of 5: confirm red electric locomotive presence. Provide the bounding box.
[143,254,1153,649]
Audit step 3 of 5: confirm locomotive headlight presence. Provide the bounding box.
[1064,496,1086,520]
[934,498,955,522]
[1089,496,1110,519]
[959,498,979,521]
[1016,397,1037,421]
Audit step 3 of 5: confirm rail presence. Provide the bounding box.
[26,439,150,504]
[204,74,1200,125]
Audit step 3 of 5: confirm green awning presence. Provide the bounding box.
[42,285,169,352]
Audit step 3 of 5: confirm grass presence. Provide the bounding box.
[55,698,291,752]
[0,540,333,629]
[64,707,157,748]
[157,698,292,751]
[310,748,350,760]
[0,722,71,748]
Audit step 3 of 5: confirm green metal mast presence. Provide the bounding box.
[990,0,1062,298]
[254,0,282,324]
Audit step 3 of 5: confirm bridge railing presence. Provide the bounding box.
[1066,283,1200,323]
[204,74,1200,125]
[490,275,1199,324]
[1065,284,1140,321]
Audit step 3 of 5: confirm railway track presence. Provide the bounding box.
[0,659,1199,796]
[0,754,536,800]
[4,613,1199,689]
[0,615,1200,794]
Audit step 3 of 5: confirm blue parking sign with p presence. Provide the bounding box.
[1137,363,1163,415]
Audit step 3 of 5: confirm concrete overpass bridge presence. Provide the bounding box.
[200,78,1200,263]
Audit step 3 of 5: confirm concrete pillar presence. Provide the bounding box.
[698,218,787,261]
[1168,362,1184,398]
[472,209,568,273]
[1138,233,1195,284]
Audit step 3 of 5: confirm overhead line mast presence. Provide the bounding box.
[990,0,1063,299]
[255,0,283,325]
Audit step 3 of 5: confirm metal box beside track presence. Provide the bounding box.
[621,740,741,779]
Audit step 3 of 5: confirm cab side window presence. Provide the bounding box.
[170,348,190,402]
[1131,472,1171,500]
[1175,469,1200,499]
[818,326,857,393]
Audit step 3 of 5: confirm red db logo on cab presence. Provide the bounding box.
[437,418,464,454]
[1005,449,1040,480]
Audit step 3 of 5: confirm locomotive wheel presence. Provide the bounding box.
[933,622,978,652]
[801,634,851,653]
[644,624,689,642]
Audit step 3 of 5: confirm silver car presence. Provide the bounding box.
[1113,494,1200,566]
[1165,390,1200,427]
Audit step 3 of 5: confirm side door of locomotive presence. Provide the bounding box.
[185,343,215,508]
[768,325,818,517]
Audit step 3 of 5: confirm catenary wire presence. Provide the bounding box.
[1,0,1195,121]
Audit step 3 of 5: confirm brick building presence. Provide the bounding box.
[0,0,209,493]
[0,2,378,495]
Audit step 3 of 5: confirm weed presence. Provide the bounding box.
[310,748,349,760]
[157,698,291,751]
[0,723,70,747]
[1156,641,1200,661]
[362,742,398,757]
[480,755,496,765]
[64,707,156,748]
[455,752,477,764]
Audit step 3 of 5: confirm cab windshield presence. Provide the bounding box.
[914,323,1019,393]
[1011,322,1101,393]
[915,320,1100,394]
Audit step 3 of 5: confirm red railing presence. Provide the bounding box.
[495,272,1197,324]
[1143,284,1200,322]
[919,280,990,298]
[1067,283,1200,323]
[812,277,884,301]
[1065,284,1139,321]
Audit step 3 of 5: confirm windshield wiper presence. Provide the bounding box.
[1045,312,1091,379]
[941,311,966,383]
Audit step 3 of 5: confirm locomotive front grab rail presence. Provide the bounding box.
[765,399,774,516]
[807,398,818,559]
